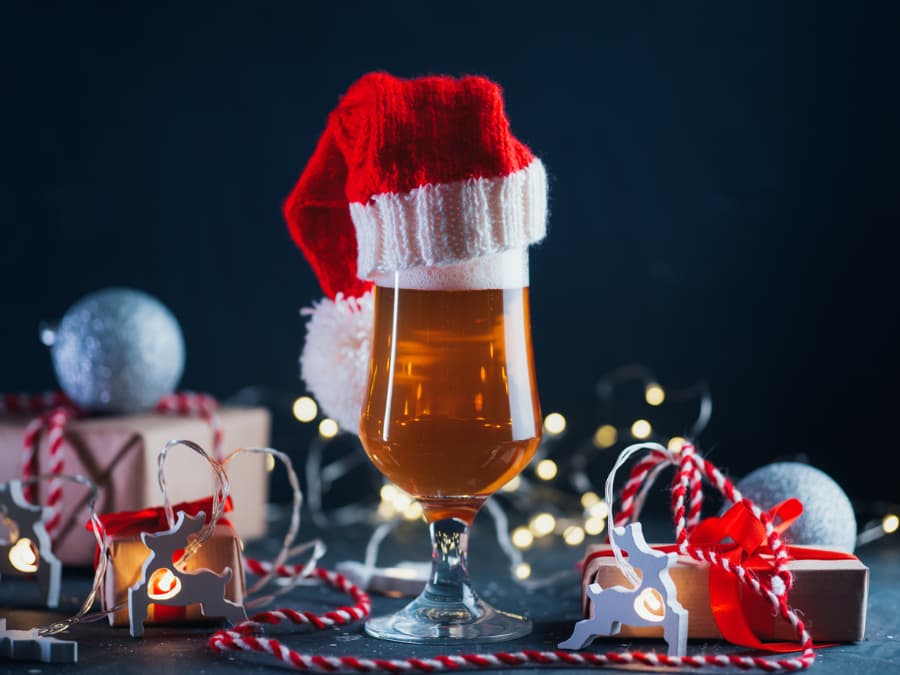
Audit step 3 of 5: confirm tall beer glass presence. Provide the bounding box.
[359,248,541,643]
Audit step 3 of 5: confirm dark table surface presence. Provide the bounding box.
[2,513,898,674]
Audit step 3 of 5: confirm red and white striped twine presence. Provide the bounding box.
[0,391,73,417]
[5,391,82,523]
[2,389,224,538]
[209,442,816,672]
[21,415,46,504]
[237,565,372,631]
[42,407,77,533]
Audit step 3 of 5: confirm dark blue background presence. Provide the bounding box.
[1,2,897,502]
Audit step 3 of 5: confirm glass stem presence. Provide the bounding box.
[423,517,476,606]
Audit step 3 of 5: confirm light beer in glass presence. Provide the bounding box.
[359,248,541,642]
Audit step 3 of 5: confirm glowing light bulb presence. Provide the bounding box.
[530,513,556,537]
[156,570,176,592]
[630,419,652,440]
[502,476,522,492]
[883,514,899,534]
[633,587,665,622]
[391,491,412,511]
[645,384,665,406]
[148,568,182,600]
[402,502,423,521]
[593,424,617,449]
[581,491,600,508]
[563,526,585,546]
[588,500,609,520]
[667,436,686,452]
[511,527,534,549]
[584,515,606,535]
[514,562,532,580]
[8,538,38,573]
[543,413,566,435]
[377,501,397,519]
[318,418,339,438]
[535,459,558,481]
[265,454,276,472]
[380,483,399,503]
[292,396,318,422]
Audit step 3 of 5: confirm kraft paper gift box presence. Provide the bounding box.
[580,543,868,643]
[91,497,246,626]
[0,407,270,565]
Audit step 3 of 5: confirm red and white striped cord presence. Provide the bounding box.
[2,389,225,537]
[209,640,799,673]
[238,565,372,630]
[21,415,46,505]
[0,391,72,417]
[42,407,77,533]
[155,392,224,461]
[7,391,81,523]
[243,557,320,581]
[209,442,816,673]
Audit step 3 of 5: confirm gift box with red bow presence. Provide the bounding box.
[89,496,245,626]
[581,500,868,646]
[0,406,270,565]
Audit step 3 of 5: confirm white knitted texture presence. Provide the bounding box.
[299,291,374,433]
[350,159,547,279]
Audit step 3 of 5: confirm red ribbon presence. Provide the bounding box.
[689,498,854,652]
[85,496,236,624]
[86,495,234,569]
[86,495,233,539]
[584,499,857,653]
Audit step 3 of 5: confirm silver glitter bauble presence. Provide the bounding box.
[736,462,856,552]
[51,288,185,413]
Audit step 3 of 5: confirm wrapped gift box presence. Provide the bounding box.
[0,407,270,565]
[92,498,245,626]
[581,543,868,642]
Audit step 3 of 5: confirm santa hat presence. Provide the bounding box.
[285,72,547,432]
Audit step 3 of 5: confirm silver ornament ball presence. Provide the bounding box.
[736,462,856,552]
[51,288,185,413]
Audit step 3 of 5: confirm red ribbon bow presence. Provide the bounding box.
[688,498,855,652]
[582,498,858,653]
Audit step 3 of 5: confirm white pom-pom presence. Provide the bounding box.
[299,291,374,433]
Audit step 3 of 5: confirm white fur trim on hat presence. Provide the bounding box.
[349,159,547,279]
[299,290,373,433]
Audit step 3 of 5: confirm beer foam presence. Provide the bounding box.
[371,248,529,290]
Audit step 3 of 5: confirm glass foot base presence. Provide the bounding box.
[365,594,531,645]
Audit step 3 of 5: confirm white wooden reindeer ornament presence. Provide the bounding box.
[0,618,77,664]
[127,511,247,637]
[0,481,61,608]
[559,523,687,656]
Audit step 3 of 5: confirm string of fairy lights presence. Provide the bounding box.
[286,368,899,583]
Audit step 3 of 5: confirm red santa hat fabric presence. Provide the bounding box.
[285,72,547,432]
[285,72,547,299]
